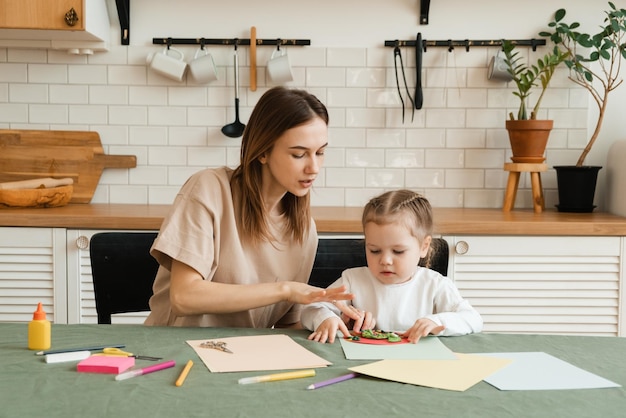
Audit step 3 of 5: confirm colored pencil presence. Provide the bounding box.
[307,372,359,390]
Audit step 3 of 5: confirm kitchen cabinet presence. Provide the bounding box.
[445,235,625,336]
[0,227,67,323]
[0,0,110,53]
[0,1,83,30]
[0,227,150,324]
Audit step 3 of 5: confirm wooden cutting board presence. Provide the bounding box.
[0,130,137,204]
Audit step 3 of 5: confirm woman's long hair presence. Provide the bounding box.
[231,87,329,244]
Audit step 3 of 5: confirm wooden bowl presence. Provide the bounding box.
[0,185,73,208]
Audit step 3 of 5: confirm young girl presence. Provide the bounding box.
[145,87,352,328]
[301,189,483,343]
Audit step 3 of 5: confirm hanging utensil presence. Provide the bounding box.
[393,44,415,123]
[222,41,246,138]
[415,32,424,109]
[250,26,257,91]
[393,47,406,123]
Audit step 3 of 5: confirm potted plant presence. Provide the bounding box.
[501,40,570,163]
[541,2,626,212]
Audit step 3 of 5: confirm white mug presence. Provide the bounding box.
[147,47,187,82]
[488,51,513,82]
[267,48,293,83]
[188,48,218,84]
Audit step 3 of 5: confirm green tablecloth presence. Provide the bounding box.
[1,324,624,418]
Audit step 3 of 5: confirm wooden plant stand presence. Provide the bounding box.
[502,163,547,213]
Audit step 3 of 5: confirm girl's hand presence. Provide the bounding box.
[401,319,445,343]
[286,284,354,305]
[332,301,376,332]
[307,317,350,343]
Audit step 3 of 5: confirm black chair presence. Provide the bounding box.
[427,237,449,277]
[308,239,367,288]
[308,237,449,288]
[89,233,449,323]
[89,232,159,324]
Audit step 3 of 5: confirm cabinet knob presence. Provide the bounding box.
[76,235,89,250]
[455,240,469,255]
[64,7,79,27]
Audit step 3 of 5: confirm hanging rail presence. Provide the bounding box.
[384,36,546,52]
[152,37,310,47]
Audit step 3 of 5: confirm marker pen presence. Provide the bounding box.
[45,351,92,364]
[116,360,176,381]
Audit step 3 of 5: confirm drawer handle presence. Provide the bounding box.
[76,235,89,250]
[455,240,469,255]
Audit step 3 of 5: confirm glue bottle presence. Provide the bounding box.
[28,302,51,351]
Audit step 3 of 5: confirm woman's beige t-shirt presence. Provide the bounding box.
[144,166,318,327]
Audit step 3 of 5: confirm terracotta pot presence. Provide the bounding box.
[505,119,553,163]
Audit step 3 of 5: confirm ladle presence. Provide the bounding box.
[222,42,246,138]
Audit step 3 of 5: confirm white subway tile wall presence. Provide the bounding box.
[0,44,586,208]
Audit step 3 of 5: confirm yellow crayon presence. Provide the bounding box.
[175,360,194,387]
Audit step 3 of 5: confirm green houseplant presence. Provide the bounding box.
[540,2,626,212]
[501,40,569,163]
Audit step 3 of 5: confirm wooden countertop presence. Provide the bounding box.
[1,204,626,235]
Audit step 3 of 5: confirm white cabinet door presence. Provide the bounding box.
[446,235,622,336]
[0,227,67,323]
[66,229,156,324]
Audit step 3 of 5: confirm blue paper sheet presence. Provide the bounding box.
[479,352,621,390]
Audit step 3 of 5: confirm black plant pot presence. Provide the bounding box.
[554,165,602,213]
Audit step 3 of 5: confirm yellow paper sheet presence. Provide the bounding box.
[349,353,513,391]
[187,334,331,373]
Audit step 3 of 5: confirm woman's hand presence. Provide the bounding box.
[401,319,445,343]
[285,283,354,305]
[169,260,354,316]
[333,301,376,333]
[170,261,353,316]
[307,316,350,343]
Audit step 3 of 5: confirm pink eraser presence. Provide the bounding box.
[77,356,135,374]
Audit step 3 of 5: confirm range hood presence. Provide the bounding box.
[0,0,111,53]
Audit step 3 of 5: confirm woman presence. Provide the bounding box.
[145,87,352,327]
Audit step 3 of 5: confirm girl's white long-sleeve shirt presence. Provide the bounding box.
[301,266,483,336]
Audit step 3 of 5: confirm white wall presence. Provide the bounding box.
[127,0,599,48]
[0,0,624,210]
